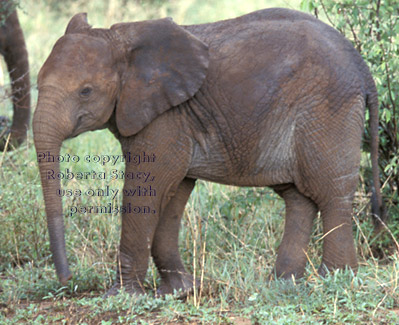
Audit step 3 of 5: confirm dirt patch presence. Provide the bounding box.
[1,299,253,324]
[2,300,121,324]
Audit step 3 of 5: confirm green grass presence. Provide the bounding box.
[0,0,398,323]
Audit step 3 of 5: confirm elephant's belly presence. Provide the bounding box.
[186,130,296,187]
[190,171,294,188]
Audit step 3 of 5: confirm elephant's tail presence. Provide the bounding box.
[366,82,387,232]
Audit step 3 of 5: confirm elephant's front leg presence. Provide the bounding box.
[110,182,160,295]
[107,147,191,296]
[151,177,196,296]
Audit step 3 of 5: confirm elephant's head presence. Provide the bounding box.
[33,13,209,284]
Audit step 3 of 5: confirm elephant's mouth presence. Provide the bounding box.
[70,112,110,139]
[69,116,84,138]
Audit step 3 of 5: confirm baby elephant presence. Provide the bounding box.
[34,8,384,296]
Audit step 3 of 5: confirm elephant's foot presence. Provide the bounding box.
[156,271,200,298]
[274,268,305,280]
[274,254,307,280]
[104,281,146,298]
[0,117,27,151]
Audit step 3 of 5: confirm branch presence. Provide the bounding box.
[319,0,337,29]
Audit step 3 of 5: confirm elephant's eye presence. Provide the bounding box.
[79,87,92,97]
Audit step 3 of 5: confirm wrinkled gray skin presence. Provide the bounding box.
[33,8,384,296]
[0,3,30,150]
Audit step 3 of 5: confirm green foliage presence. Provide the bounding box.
[301,0,399,226]
[41,0,169,14]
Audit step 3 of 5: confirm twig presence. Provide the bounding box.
[319,0,337,28]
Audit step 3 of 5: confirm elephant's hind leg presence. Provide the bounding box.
[151,178,196,296]
[273,185,318,279]
[318,195,358,275]
[298,157,360,275]
[295,96,364,275]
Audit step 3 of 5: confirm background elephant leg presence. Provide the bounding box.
[318,197,358,275]
[0,10,30,151]
[151,177,196,296]
[273,185,318,279]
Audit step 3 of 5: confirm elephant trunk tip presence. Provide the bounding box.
[58,269,72,286]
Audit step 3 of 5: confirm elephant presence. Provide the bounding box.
[0,2,30,151]
[33,8,384,296]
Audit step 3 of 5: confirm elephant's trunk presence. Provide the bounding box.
[33,99,71,285]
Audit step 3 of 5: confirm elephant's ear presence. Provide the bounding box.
[111,18,209,137]
[65,13,91,34]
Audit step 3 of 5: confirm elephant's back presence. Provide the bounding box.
[186,8,369,118]
[185,7,366,83]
